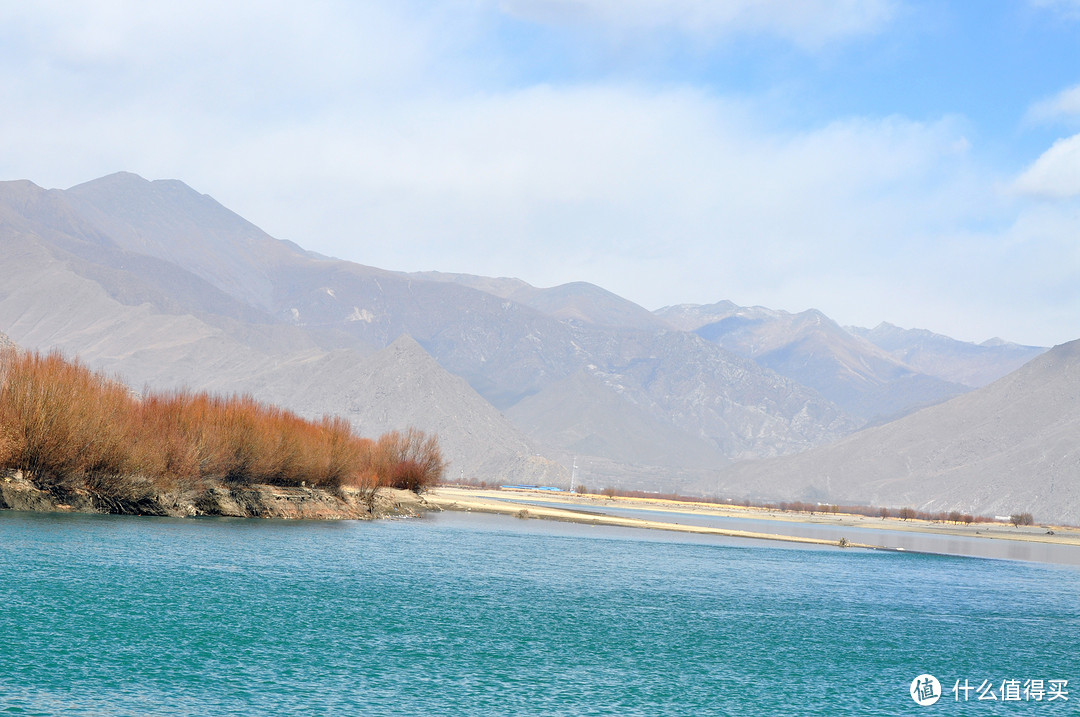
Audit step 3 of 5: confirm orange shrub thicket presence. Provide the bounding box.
[0,349,135,490]
[370,428,446,493]
[0,347,444,498]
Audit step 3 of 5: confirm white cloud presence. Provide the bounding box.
[1024,84,1080,125]
[497,0,897,49]
[0,0,1075,346]
[0,0,466,108]
[1014,134,1080,198]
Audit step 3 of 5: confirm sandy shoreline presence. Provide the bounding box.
[427,486,1080,553]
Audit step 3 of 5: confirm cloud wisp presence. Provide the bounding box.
[1024,84,1080,127]
[496,0,897,49]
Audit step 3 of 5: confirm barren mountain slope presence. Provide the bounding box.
[246,336,565,485]
[506,369,728,469]
[709,339,1080,524]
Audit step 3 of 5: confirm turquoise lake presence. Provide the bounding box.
[1,510,1078,716]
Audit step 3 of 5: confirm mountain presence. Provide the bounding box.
[0,173,858,491]
[247,335,567,485]
[850,322,1047,388]
[655,302,969,423]
[410,272,667,331]
[64,171,313,313]
[506,369,725,470]
[1,171,1058,509]
[707,339,1080,524]
[0,177,563,483]
[652,301,741,332]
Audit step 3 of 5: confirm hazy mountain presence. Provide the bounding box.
[411,272,667,331]
[248,336,567,485]
[271,271,854,462]
[0,173,857,491]
[708,339,1080,524]
[655,302,969,422]
[2,172,1060,511]
[850,322,1047,388]
[653,301,741,332]
[64,171,313,312]
[0,178,563,483]
[0,231,556,482]
[506,369,725,469]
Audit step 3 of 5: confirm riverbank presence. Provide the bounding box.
[0,470,428,520]
[427,486,1080,551]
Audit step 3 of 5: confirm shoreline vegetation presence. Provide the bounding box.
[0,347,443,519]
[1,344,1072,559]
[426,486,1080,553]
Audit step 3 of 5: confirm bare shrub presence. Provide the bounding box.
[0,347,440,506]
[371,428,445,493]
[0,350,133,490]
[1010,512,1034,527]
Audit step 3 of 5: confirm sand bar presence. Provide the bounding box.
[427,487,1080,554]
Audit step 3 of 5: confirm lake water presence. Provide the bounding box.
[1,510,1078,716]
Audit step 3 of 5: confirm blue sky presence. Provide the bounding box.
[1,0,1078,346]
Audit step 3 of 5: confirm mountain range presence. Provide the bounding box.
[1,172,1072,520]
[707,338,1080,524]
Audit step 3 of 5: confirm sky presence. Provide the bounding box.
[1,0,1079,346]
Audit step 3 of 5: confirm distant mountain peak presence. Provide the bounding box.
[408,271,664,330]
[60,172,314,311]
[387,333,428,353]
[850,322,1047,388]
[81,170,147,183]
[69,172,212,208]
[0,178,45,194]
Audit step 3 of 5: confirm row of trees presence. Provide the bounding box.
[0,348,443,500]
[894,507,976,524]
[532,484,1033,526]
